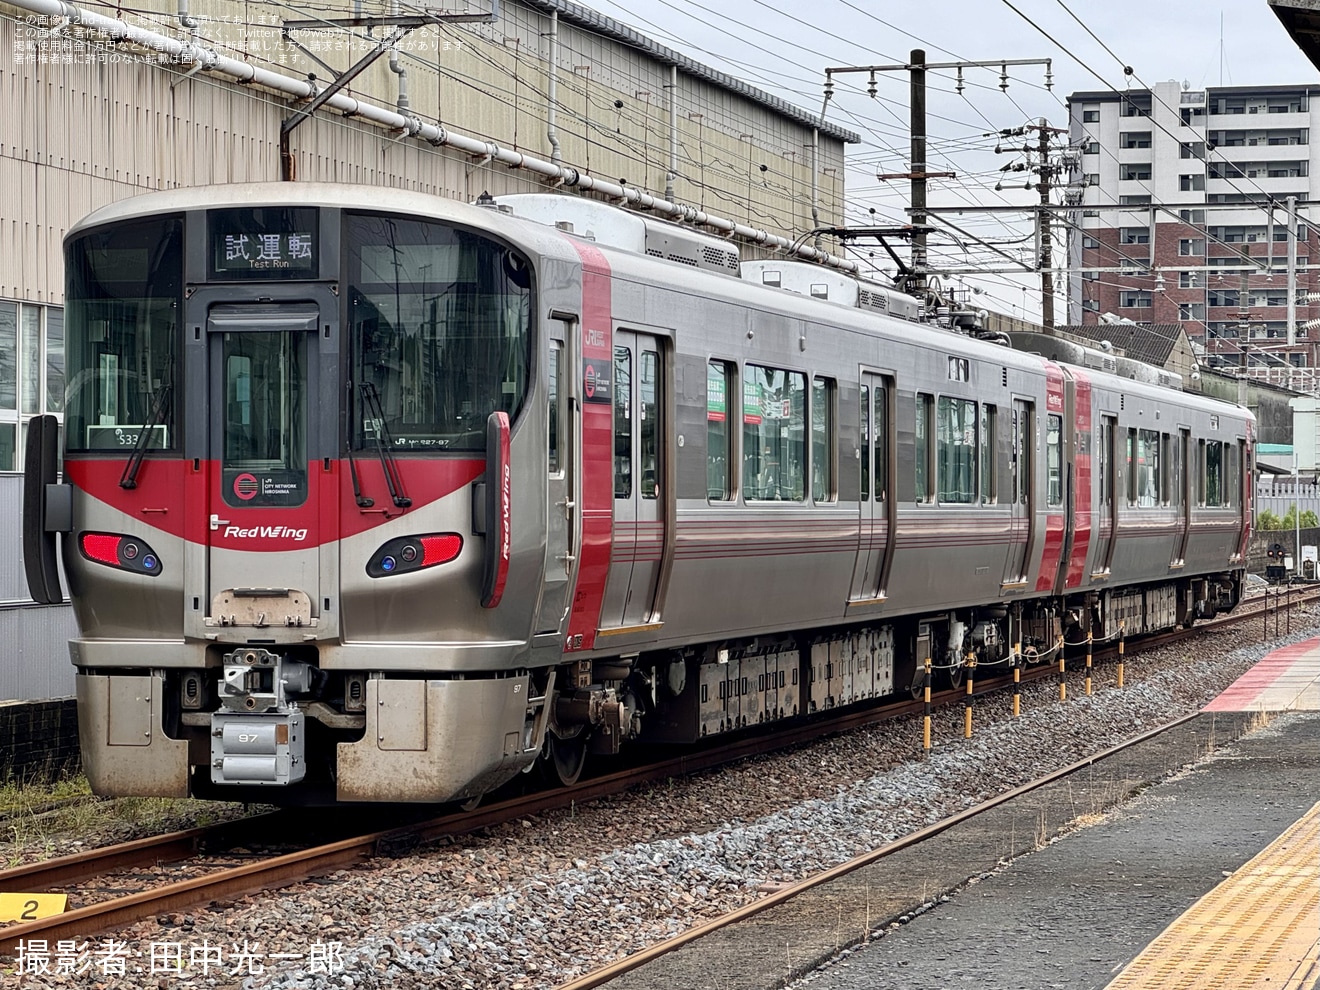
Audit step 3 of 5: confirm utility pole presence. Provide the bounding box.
[821,54,1052,298]
[911,50,928,293]
[1033,118,1068,329]
[1038,119,1055,328]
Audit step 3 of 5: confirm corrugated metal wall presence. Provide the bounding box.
[0,0,848,701]
[0,0,847,304]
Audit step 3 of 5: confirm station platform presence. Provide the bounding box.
[606,645,1320,990]
[1203,635,1320,713]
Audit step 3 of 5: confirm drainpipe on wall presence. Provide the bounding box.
[664,64,676,203]
[546,10,562,163]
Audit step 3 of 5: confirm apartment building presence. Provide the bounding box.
[1068,81,1320,392]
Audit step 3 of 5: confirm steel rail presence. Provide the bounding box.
[2,595,1312,956]
[554,710,1209,990]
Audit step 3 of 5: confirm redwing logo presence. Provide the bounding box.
[223,526,310,541]
[233,474,259,500]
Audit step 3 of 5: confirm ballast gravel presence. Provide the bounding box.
[5,605,1315,990]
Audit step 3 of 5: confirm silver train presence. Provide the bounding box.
[23,184,1252,804]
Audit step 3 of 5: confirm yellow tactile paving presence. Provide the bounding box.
[1104,802,1320,990]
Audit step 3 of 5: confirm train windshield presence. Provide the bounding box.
[345,213,532,453]
[64,217,183,452]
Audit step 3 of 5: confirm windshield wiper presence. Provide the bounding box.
[119,383,172,490]
[357,382,411,509]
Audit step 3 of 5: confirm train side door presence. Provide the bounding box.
[1002,398,1034,587]
[850,372,891,601]
[599,330,667,629]
[1093,415,1117,575]
[534,331,577,638]
[203,304,327,628]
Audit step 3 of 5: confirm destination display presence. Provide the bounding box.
[208,207,319,279]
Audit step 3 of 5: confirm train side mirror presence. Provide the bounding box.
[23,414,70,605]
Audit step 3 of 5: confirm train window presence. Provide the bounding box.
[1127,430,1137,504]
[707,361,732,500]
[812,376,835,503]
[1206,440,1224,506]
[345,213,531,454]
[873,381,888,501]
[1196,439,1207,505]
[639,349,659,500]
[220,331,307,508]
[614,347,632,499]
[1136,429,1160,506]
[915,393,933,503]
[860,384,870,500]
[980,405,995,504]
[1222,441,1238,507]
[743,365,806,502]
[937,397,977,504]
[64,216,183,452]
[548,343,561,474]
[1046,414,1064,507]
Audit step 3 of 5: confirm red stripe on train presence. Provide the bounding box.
[563,241,614,652]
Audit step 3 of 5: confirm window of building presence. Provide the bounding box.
[1180,209,1207,223]
[1178,302,1206,321]
[1208,290,1240,307]
[1180,173,1206,191]
[1120,195,1152,205]
[1084,270,1099,281]
[1178,271,1196,288]
[1121,291,1153,308]
[1121,227,1151,244]
[1083,140,1100,154]
[0,300,65,472]
[1180,141,1206,159]
[1083,299,1100,312]
[707,359,732,500]
[1083,235,1100,250]
[1121,131,1152,149]
[1083,173,1100,187]
[1179,238,1206,256]
[743,365,805,502]
[1083,108,1100,123]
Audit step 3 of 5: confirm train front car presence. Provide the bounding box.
[37,185,564,804]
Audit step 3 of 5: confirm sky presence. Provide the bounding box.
[576,0,1320,320]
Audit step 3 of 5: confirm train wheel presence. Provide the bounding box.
[544,731,588,788]
[947,663,964,690]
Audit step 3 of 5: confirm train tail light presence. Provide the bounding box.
[78,532,163,575]
[367,533,463,578]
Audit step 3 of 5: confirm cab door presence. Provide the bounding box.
[534,331,577,638]
[203,304,328,630]
[599,330,666,629]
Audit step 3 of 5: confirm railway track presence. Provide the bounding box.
[548,708,1239,990]
[3,591,1315,958]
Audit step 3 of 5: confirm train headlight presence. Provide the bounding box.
[79,532,164,576]
[366,533,463,578]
